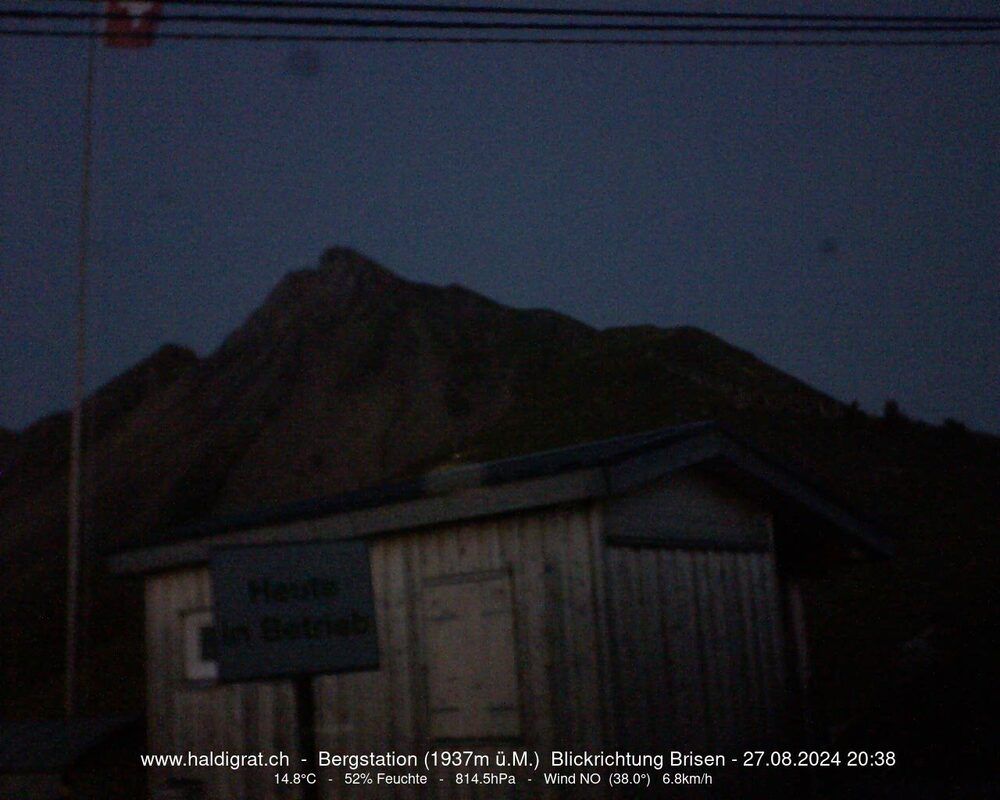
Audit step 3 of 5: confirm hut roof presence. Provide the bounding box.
[109,421,890,574]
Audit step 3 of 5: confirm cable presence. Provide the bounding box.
[35,0,1000,25]
[5,9,999,34]
[3,28,998,46]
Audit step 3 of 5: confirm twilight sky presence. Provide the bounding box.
[2,1,998,433]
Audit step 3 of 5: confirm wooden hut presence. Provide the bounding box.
[109,422,887,799]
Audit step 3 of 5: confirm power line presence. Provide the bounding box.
[36,0,1000,25]
[3,28,998,46]
[6,9,999,34]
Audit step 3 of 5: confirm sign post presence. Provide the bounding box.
[210,539,379,800]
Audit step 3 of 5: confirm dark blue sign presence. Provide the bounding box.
[210,540,378,681]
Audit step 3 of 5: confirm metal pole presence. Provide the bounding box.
[294,676,320,800]
[66,18,97,720]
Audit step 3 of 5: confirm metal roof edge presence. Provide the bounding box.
[714,439,893,557]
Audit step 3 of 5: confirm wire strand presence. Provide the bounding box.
[6,9,999,34]
[3,28,998,46]
[34,0,1000,25]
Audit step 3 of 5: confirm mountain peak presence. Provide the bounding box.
[318,246,376,272]
[317,246,400,287]
[272,248,402,307]
[214,249,403,356]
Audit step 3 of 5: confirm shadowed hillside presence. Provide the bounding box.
[1,249,996,788]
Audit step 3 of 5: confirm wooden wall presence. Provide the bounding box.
[605,470,771,548]
[602,471,793,797]
[604,549,790,794]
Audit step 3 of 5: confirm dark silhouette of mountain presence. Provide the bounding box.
[1,248,995,782]
[0,427,17,475]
